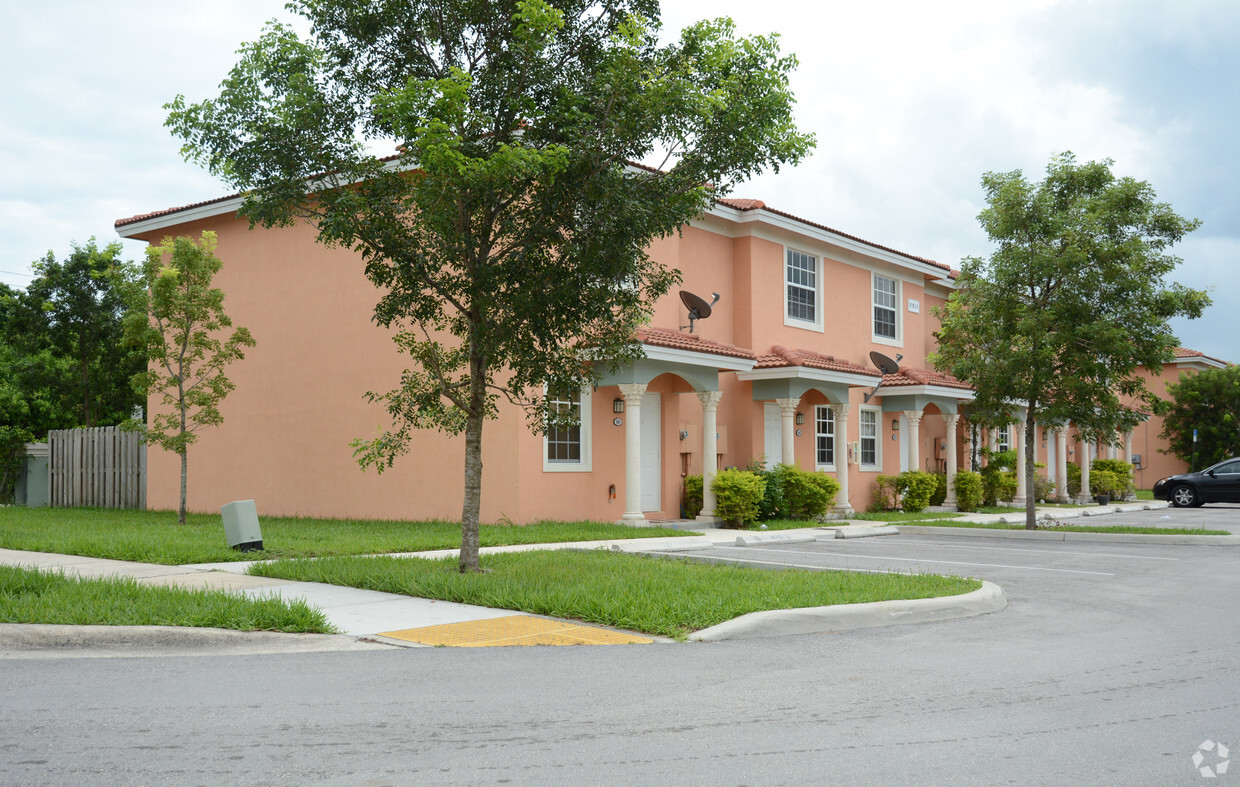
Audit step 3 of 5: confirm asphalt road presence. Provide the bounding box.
[3,508,1238,785]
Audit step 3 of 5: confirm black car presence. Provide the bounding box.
[1152,457,1240,507]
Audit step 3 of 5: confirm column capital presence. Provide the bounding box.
[827,401,850,421]
[902,409,924,427]
[696,389,723,409]
[617,383,647,400]
[943,412,960,429]
[774,397,800,416]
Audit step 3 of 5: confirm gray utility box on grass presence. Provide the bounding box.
[221,499,263,551]
[15,443,49,508]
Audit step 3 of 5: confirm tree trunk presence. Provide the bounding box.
[179,449,188,526]
[1024,407,1038,530]
[458,350,487,573]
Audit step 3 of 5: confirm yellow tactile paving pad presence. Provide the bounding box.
[379,615,654,647]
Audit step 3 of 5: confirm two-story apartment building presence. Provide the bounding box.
[115,192,1222,521]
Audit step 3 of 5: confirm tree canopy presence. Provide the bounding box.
[166,0,815,569]
[1158,364,1240,469]
[933,152,1210,527]
[0,240,144,437]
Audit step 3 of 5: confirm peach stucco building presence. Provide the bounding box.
[115,193,1224,521]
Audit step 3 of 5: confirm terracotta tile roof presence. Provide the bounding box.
[1172,347,1229,366]
[880,366,974,391]
[637,327,755,361]
[754,346,879,377]
[115,192,243,228]
[714,198,949,273]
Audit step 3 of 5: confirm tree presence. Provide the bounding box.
[120,232,256,525]
[1158,365,1240,469]
[1,240,145,434]
[933,152,1210,529]
[165,0,814,570]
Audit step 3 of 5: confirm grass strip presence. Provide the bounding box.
[846,511,963,522]
[0,507,693,565]
[899,520,1229,535]
[249,550,981,640]
[0,565,334,632]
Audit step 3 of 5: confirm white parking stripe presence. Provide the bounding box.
[836,539,1179,561]
[715,546,1116,576]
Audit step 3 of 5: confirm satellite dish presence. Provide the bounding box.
[869,351,902,376]
[680,290,721,333]
[864,351,905,402]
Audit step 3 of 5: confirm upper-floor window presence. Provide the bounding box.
[786,249,817,325]
[815,405,835,469]
[873,273,898,341]
[543,387,592,471]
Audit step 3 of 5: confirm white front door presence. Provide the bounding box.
[763,403,780,469]
[641,393,661,512]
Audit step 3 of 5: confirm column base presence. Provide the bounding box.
[831,504,855,517]
[619,513,649,526]
[941,500,959,512]
[1074,495,1094,505]
[695,514,722,525]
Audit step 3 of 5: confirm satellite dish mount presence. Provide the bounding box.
[680,290,720,333]
[863,351,903,403]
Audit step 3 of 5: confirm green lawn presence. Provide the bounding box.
[900,520,1228,535]
[0,507,694,565]
[248,549,982,640]
[0,564,334,632]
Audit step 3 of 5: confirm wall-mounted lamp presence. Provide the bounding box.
[795,412,805,425]
[892,418,901,431]
[613,398,625,414]
[679,429,689,441]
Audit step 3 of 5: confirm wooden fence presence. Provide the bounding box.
[48,427,146,509]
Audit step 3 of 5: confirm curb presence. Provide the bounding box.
[0,623,397,658]
[690,581,1007,641]
[898,525,1239,546]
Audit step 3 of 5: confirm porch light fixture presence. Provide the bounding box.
[613,398,625,414]
[795,412,805,425]
[892,418,900,432]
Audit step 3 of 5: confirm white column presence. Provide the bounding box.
[903,410,923,473]
[697,390,723,522]
[775,397,799,466]
[829,402,853,515]
[964,425,974,472]
[1124,431,1134,462]
[1055,427,1070,503]
[1108,438,1118,460]
[1014,418,1027,505]
[943,413,960,509]
[1076,439,1093,504]
[618,383,648,523]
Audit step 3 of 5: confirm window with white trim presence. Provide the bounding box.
[873,273,898,341]
[786,248,817,324]
[859,406,881,469]
[994,425,1011,454]
[543,387,592,471]
[815,405,835,469]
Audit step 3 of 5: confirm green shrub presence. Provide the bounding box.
[1067,462,1081,497]
[1090,469,1122,499]
[929,473,948,507]
[776,464,839,519]
[953,471,984,512]
[980,449,1017,506]
[683,475,703,519]
[743,459,788,521]
[870,474,900,512]
[1033,474,1056,503]
[1091,459,1134,498]
[0,426,34,506]
[896,470,939,513]
[711,469,767,526]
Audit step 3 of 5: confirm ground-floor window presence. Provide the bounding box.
[995,424,1012,454]
[859,406,880,468]
[815,405,835,469]
[543,387,592,471]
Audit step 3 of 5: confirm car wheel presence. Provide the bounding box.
[1171,485,1197,508]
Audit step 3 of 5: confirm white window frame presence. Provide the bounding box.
[543,387,592,472]
[859,405,882,470]
[815,405,836,471]
[784,247,823,332]
[872,272,901,346]
[994,424,1012,454]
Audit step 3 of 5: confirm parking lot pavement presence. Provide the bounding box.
[640,505,1240,592]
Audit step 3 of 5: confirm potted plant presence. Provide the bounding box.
[1091,469,1119,506]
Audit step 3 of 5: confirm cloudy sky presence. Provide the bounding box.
[2,1,1236,361]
